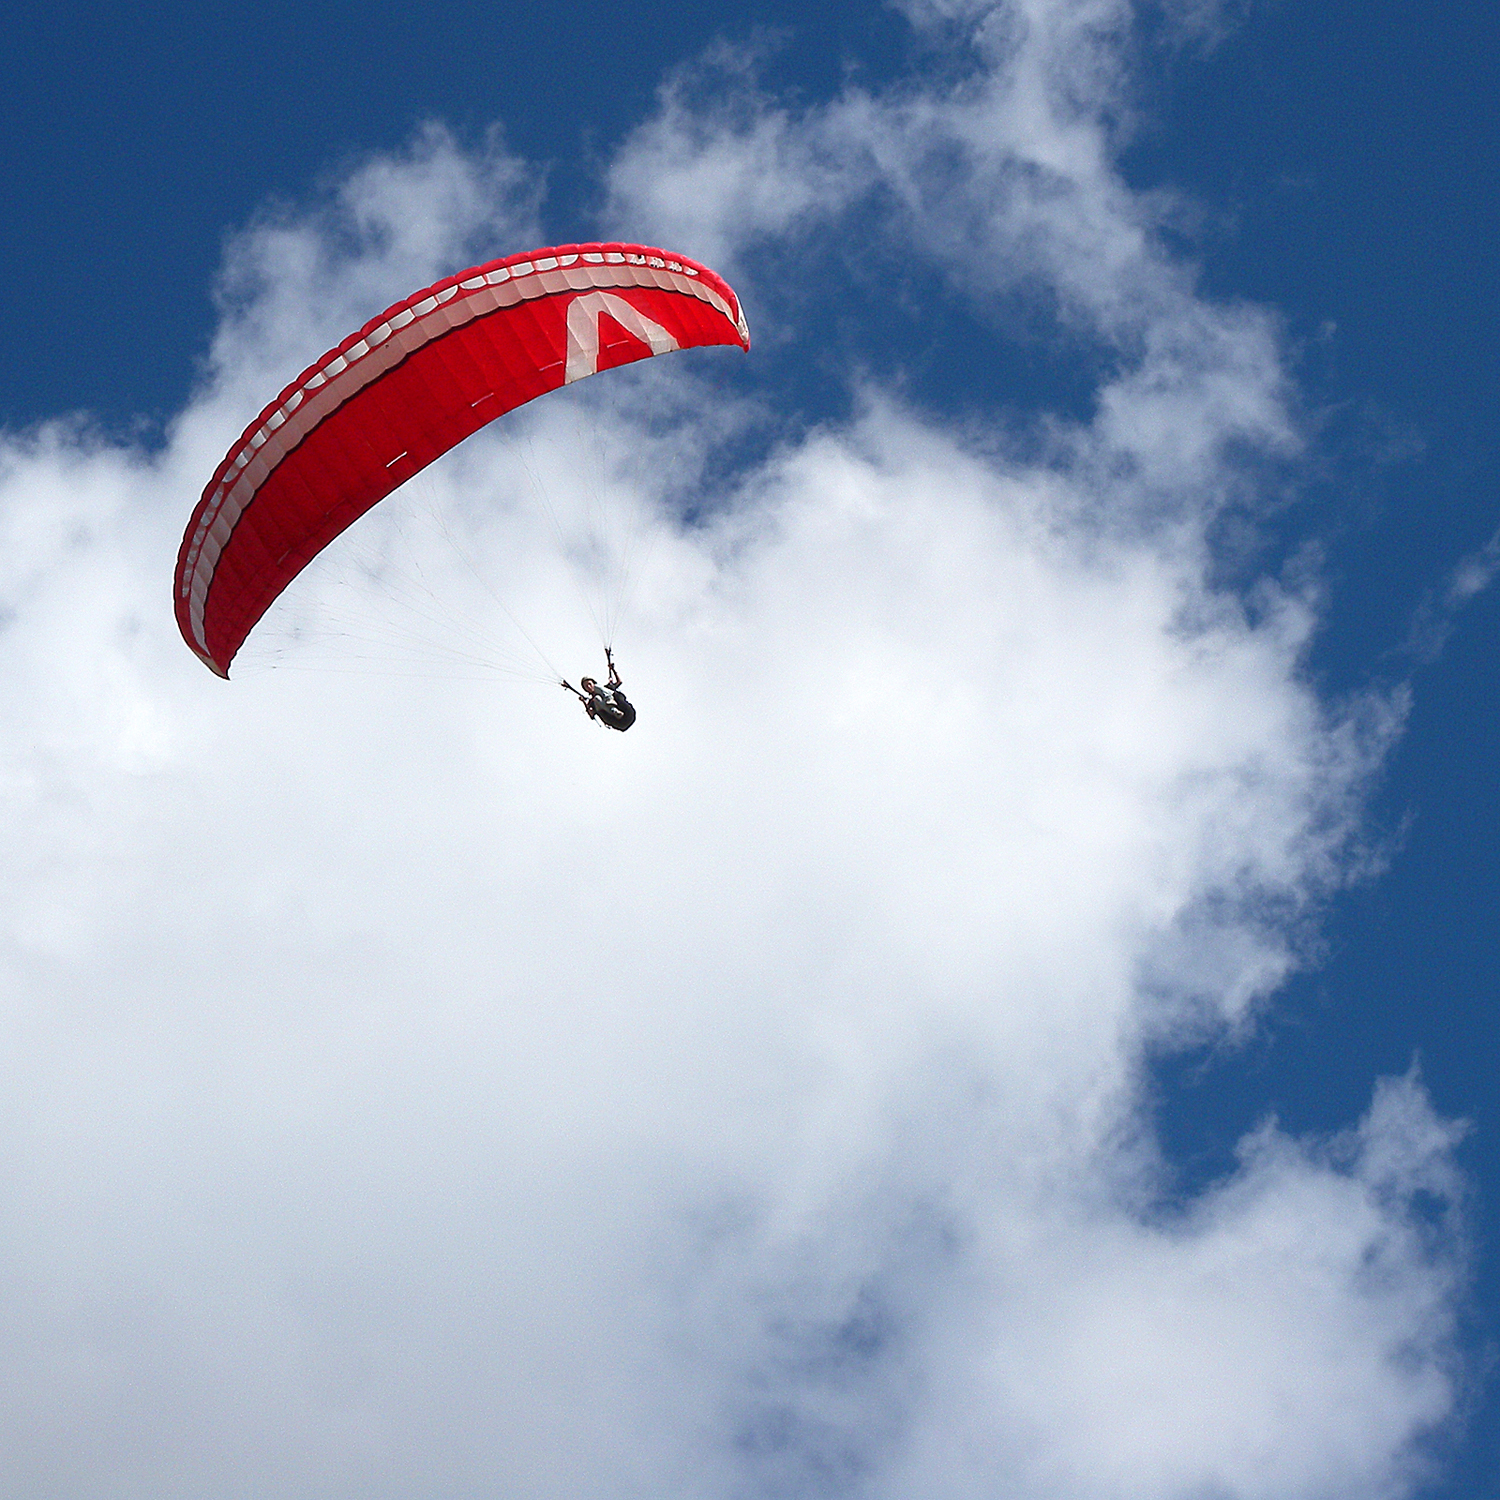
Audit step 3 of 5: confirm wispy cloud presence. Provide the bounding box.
[1400,520,1500,664]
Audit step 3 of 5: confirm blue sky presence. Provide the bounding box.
[2,2,1498,1497]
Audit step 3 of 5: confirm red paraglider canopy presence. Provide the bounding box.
[175,242,749,676]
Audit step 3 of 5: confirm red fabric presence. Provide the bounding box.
[175,243,748,675]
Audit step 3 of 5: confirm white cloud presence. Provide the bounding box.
[0,3,1470,1497]
[1400,521,1500,665]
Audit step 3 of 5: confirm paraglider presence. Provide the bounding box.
[174,242,749,680]
[566,649,635,731]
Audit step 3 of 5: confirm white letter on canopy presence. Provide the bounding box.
[564,292,680,383]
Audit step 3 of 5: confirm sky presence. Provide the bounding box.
[2,1,1498,1497]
